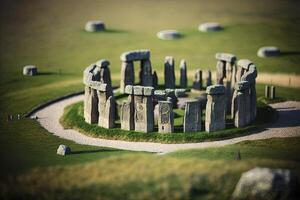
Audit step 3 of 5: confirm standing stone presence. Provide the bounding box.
[121,85,135,130]
[97,84,113,128]
[239,59,257,122]
[205,85,226,132]
[152,70,158,89]
[120,61,134,93]
[165,89,178,108]
[84,86,99,124]
[179,59,187,88]
[158,101,174,133]
[164,56,175,89]
[99,96,115,129]
[192,69,202,90]
[265,85,270,98]
[140,59,153,86]
[203,70,212,88]
[134,86,154,133]
[232,81,251,127]
[270,86,276,99]
[184,100,201,132]
[216,60,226,84]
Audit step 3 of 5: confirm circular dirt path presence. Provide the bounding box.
[32,95,300,153]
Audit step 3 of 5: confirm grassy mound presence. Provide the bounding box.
[60,100,276,143]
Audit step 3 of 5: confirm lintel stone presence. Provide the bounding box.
[133,85,143,95]
[125,85,134,95]
[238,59,253,70]
[206,85,225,95]
[143,86,154,96]
[120,49,150,62]
[215,53,236,63]
[96,59,110,67]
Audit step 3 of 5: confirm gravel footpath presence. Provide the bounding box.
[32,95,300,153]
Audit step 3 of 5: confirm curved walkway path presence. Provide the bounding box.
[32,95,300,153]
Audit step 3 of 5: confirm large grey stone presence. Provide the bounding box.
[120,61,134,93]
[164,56,176,89]
[157,30,181,40]
[237,59,253,70]
[23,65,38,76]
[198,22,222,32]
[99,96,115,129]
[57,145,71,156]
[205,85,226,132]
[121,95,135,130]
[215,53,237,63]
[216,60,226,84]
[192,69,202,90]
[257,46,280,57]
[85,21,105,32]
[232,167,299,200]
[203,70,212,88]
[96,59,110,67]
[179,59,188,88]
[232,81,251,127]
[140,59,153,86]
[206,85,226,95]
[152,70,158,89]
[158,101,174,133]
[84,86,99,124]
[120,49,150,62]
[184,100,201,132]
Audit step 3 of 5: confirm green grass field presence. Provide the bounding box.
[1,0,300,199]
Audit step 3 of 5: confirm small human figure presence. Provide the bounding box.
[17,114,21,120]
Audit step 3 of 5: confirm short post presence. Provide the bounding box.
[265,85,270,99]
[270,86,276,99]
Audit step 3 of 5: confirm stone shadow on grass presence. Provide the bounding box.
[70,148,121,155]
[280,51,300,56]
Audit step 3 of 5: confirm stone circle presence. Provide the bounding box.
[85,21,105,32]
[198,22,222,32]
[257,46,280,57]
[157,30,181,40]
[23,65,38,76]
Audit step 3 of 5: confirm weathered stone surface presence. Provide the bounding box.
[133,85,143,95]
[134,97,154,133]
[23,65,38,76]
[165,89,178,108]
[157,30,181,40]
[216,60,226,84]
[158,101,174,133]
[203,70,212,88]
[124,85,134,95]
[175,89,187,97]
[143,86,154,96]
[265,85,270,98]
[257,46,280,57]
[198,22,222,32]
[84,86,99,124]
[215,53,237,63]
[120,49,150,62]
[205,85,226,132]
[121,95,135,130]
[270,86,276,99]
[232,81,251,127]
[140,59,153,86]
[232,167,299,200]
[184,100,201,132]
[237,59,253,70]
[206,85,226,95]
[96,59,110,67]
[152,70,158,89]
[120,61,134,93]
[164,56,176,89]
[57,145,71,156]
[154,90,166,102]
[99,96,115,128]
[241,63,257,121]
[85,21,105,32]
[180,59,188,88]
[192,69,202,90]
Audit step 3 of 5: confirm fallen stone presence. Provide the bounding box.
[157,30,181,40]
[198,22,222,32]
[23,65,38,76]
[233,167,299,200]
[85,21,105,32]
[57,145,71,156]
[257,46,280,57]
